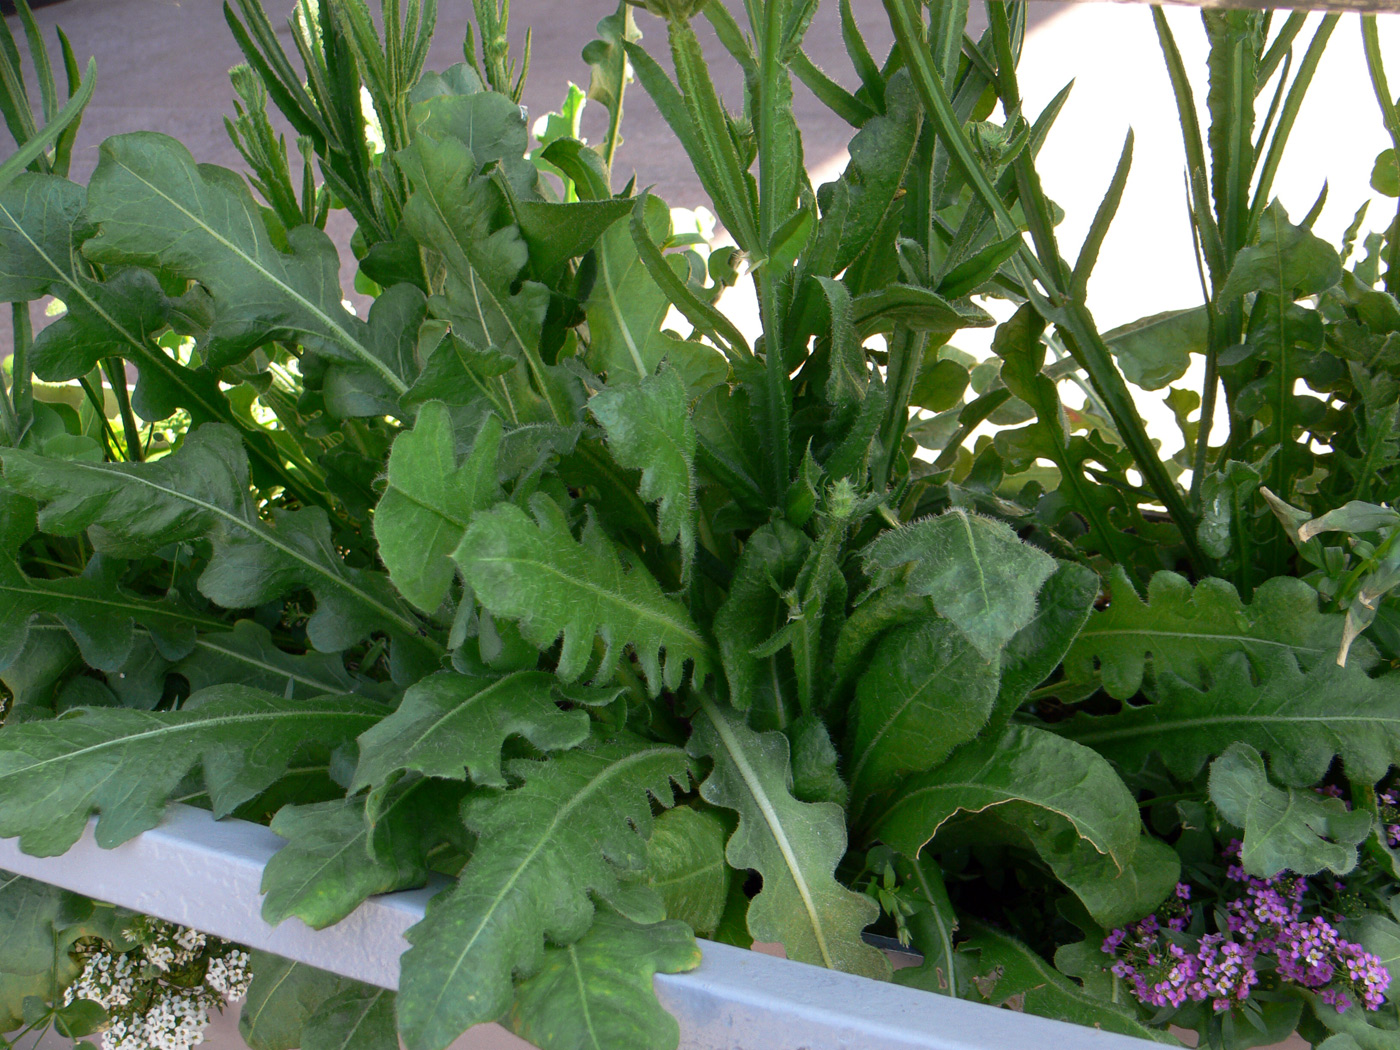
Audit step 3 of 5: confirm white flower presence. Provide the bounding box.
[67,920,253,1050]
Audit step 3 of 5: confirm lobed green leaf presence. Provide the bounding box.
[506,908,700,1050]
[690,698,888,979]
[454,495,713,692]
[396,733,688,1050]
[0,686,384,855]
[863,509,1056,660]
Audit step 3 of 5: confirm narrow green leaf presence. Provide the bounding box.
[581,3,640,170]
[1249,16,1338,235]
[1070,129,1133,299]
[625,192,751,362]
[690,698,888,980]
[0,59,93,193]
[823,70,919,279]
[506,909,700,1050]
[891,854,959,997]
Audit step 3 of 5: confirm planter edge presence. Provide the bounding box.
[0,803,1158,1050]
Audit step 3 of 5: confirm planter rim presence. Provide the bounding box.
[0,803,1158,1050]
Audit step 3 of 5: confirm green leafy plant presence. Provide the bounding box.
[3,1,1400,1049]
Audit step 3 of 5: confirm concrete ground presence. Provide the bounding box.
[7,1,1400,1048]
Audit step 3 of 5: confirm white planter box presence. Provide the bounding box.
[0,804,1156,1050]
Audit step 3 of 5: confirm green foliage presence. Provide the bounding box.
[373,404,501,614]
[396,734,689,1050]
[0,687,383,854]
[1064,567,1367,699]
[863,510,1056,660]
[240,952,366,1050]
[86,134,413,404]
[1,424,436,663]
[1062,652,1400,785]
[5,2,1400,1049]
[868,725,1142,895]
[589,367,698,572]
[301,985,398,1050]
[957,921,1174,1042]
[506,909,700,1050]
[690,699,888,980]
[455,496,714,692]
[846,618,998,809]
[1209,743,1372,877]
[641,806,731,938]
[350,671,591,790]
[259,782,465,930]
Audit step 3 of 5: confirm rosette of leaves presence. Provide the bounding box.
[5,2,1400,1050]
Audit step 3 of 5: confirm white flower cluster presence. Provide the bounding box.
[62,919,252,1050]
[103,991,208,1050]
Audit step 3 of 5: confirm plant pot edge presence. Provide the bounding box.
[0,803,1157,1050]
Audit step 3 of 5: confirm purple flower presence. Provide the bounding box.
[1098,841,1394,1018]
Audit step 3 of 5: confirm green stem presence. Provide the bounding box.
[103,358,143,462]
[9,300,32,443]
[878,327,926,487]
[755,0,793,495]
[1363,16,1400,297]
[984,2,1208,573]
[1188,194,1219,510]
[77,374,122,459]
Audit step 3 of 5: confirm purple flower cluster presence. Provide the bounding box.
[1380,790,1400,850]
[1102,846,1390,1015]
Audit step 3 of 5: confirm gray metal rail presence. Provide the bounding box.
[0,804,1159,1050]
